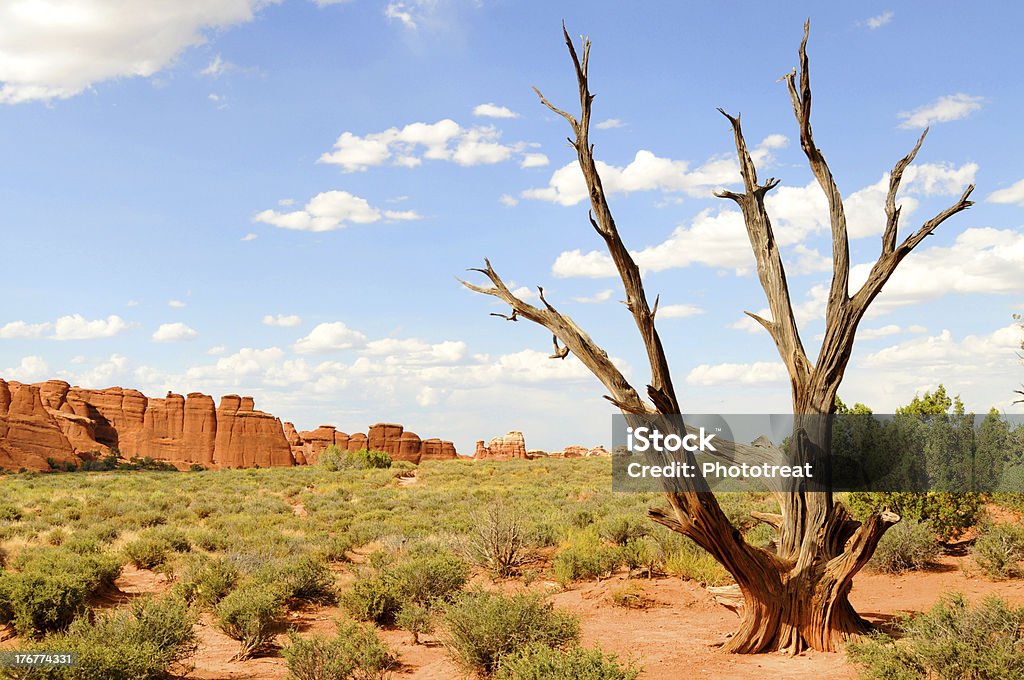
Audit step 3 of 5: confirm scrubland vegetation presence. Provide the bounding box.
[0,452,1022,678]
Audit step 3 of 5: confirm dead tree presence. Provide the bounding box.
[461,22,973,654]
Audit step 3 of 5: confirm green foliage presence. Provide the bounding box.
[269,554,337,605]
[972,521,1024,578]
[0,504,23,522]
[396,602,433,644]
[282,619,397,680]
[123,536,172,570]
[494,644,641,680]
[214,584,287,659]
[0,549,120,637]
[174,555,239,608]
[552,527,622,586]
[320,446,392,471]
[847,593,1024,680]
[664,539,732,586]
[8,595,197,680]
[847,492,983,542]
[869,519,940,573]
[597,514,649,546]
[342,550,468,625]
[442,589,580,676]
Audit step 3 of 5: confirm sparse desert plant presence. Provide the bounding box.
[215,584,287,660]
[972,521,1024,578]
[283,619,397,680]
[396,602,433,644]
[664,540,732,586]
[608,582,648,609]
[175,555,239,608]
[265,554,337,605]
[124,536,173,570]
[461,501,531,577]
[869,519,940,574]
[441,589,580,675]
[552,528,622,586]
[598,514,649,546]
[343,550,467,625]
[847,593,1024,680]
[494,643,641,680]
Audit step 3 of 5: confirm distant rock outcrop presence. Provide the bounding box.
[0,378,459,471]
[474,431,527,460]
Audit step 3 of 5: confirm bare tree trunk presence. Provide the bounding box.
[463,21,972,653]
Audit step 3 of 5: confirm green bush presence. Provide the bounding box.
[552,528,622,586]
[270,554,337,605]
[847,593,1024,680]
[598,515,649,546]
[342,550,467,625]
[10,595,197,680]
[847,492,983,542]
[124,537,172,570]
[0,504,24,522]
[396,602,433,644]
[215,584,286,659]
[320,446,392,471]
[870,519,940,574]
[664,542,731,586]
[972,521,1024,578]
[283,619,397,680]
[494,644,641,680]
[442,589,580,675]
[175,556,239,608]
[0,550,120,637]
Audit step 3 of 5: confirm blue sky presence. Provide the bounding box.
[1,1,1022,453]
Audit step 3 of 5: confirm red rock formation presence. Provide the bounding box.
[473,431,527,460]
[213,395,294,468]
[0,380,77,471]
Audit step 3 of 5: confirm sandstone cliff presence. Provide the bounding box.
[288,422,457,465]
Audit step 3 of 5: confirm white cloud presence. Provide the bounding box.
[520,153,550,169]
[168,299,187,309]
[52,314,130,340]
[898,94,984,129]
[362,338,467,365]
[686,361,788,386]
[76,354,131,387]
[658,304,705,319]
[510,286,539,302]
[263,314,302,327]
[573,289,614,304]
[319,119,525,172]
[865,11,894,29]
[499,194,519,207]
[0,0,275,104]
[730,308,772,335]
[384,2,417,28]
[293,322,367,354]
[596,119,624,130]
[2,356,50,382]
[207,345,227,355]
[254,190,420,232]
[200,54,234,77]
[987,179,1024,207]
[0,321,52,339]
[473,103,518,119]
[152,322,198,342]
[241,232,258,241]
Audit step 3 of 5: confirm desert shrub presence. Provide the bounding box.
[318,532,357,562]
[972,521,1024,578]
[442,589,580,675]
[552,528,622,586]
[215,584,287,659]
[619,537,659,577]
[283,619,397,680]
[664,540,731,586]
[598,514,649,546]
[847,492,983,541]
[10,595,197,680]
[124,536,172,570]
[397,602,433,644]
[847,593,1024,680]
[0,503,23,522]
[494,644,640,680]
[321,446,392,471]
[461,502,531,577]
[190,528,228,552]
[0,550,121,637]
[870,519,940,574]
[175,555,239,608]
[269,554,337,605]
[343,551,467,625]
[608,582,648,609]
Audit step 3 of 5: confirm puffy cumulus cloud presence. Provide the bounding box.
[52,314,130,340]
[849,227,1024,314]
[319,119,527,172]
[2,356,50,382]
[75,354,132,387]
[152,322,198,342]
[844,324,1024,411]
[987,179,1024,207]
[686,361,788,386]
[253,190,421,233]
[595,118,624,130]
[658,304,704,319]
[473,103,518,119]
[520,153,550,169]
[262,314,302,327]
[361,338,467,365]
[573,289,614,304]
[184,347,311,389]
[0,321,52,339]
[898,94,984,129]
[524,137,785,207]
[499,194,519,207]
[0,0,276,104]
[293,322,367,354]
